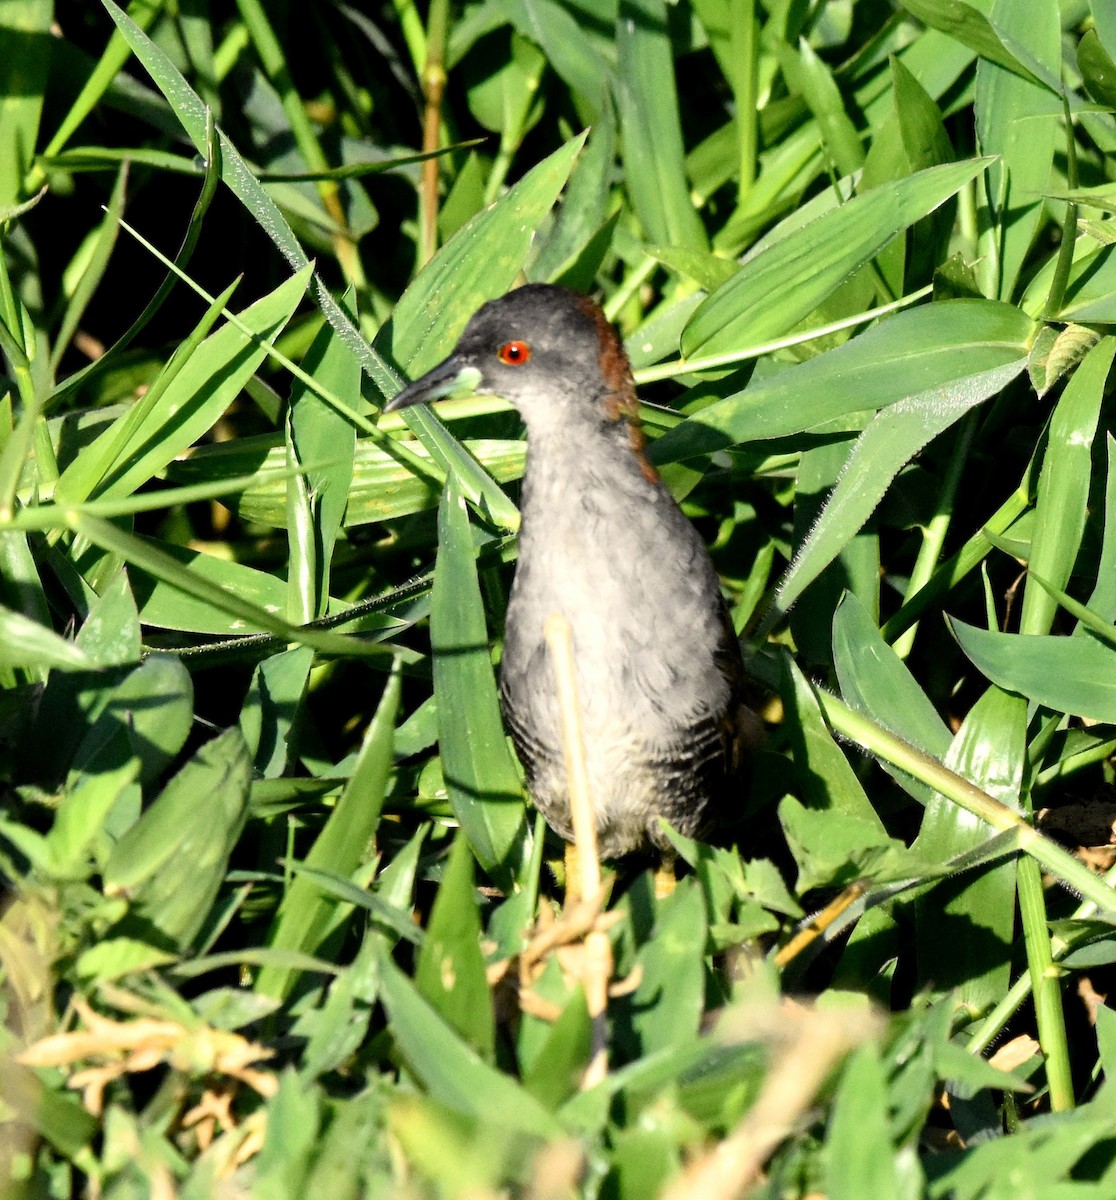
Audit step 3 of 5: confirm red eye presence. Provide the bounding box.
[497,340,531,366]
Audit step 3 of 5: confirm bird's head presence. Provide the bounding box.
[385,284,642,442]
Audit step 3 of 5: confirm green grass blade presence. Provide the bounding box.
[0,0,52,206]
[49,161,128,374]
[104,725,252,949]
[680,159,991,357]
[414,833,495,1061]
[1019,336,1115,636]
[93,267,310,501]
[912,686,1023,1015]
[779,38,865,179]
[824,1044,899,1200]
[654,299,1034,463]
[616,0,708,251]
[375,936,557,1137]
[781,654,887,833]
[900,0,1061,94]
[34,0,161,170]
[380,133,586,377]
[285,308,358,623]
[167,434,525,530]
[950,617,1116,722]
[255,664,401,1001]
[0,603,93,672]
[61,512,401,661]
[774,359,1024,616]
[54,276,245,504]
[974,0,1060,300]
[430,478,527,883]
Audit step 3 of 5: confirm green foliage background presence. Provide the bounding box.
[2,0,1116,1196]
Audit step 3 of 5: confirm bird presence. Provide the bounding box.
[386,283,757,860]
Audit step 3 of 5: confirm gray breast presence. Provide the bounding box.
[498,480,741,857]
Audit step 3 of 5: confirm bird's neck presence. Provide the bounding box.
[519,412,660,524]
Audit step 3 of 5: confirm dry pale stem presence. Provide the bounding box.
[664,1000,882,1200]
[17,994,276,1120]
[419,61,445,266]
[773,880,870,969]
[544,611,613,1088]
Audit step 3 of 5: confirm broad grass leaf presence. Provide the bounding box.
[834,593,951,756]
[781,655,886,833]
[1096,1003,1116,1087]
[912,686,1024,1014]
[950,618,1116,722]
[900,0,1061,94]
[0,605,93,672]
[276,866,422,950]
[786,415,879,664]
[834,592,952,807]
[497,0,612,118]
[680,159,991,358]
[130,537,327,635]
[614,881,706,1057]
[255,666,401,1001]
[431,479,526,882]
[779,794,919,892]
[775,358,1025,615]
[894,56,955,172]
[286,305,359,622]
[0,0,51,207]
[1096,1,1116,58]
[1078,29,1116,108]
[375,938,557,1137]
[252,1072,320,1198]
[974,0,1060,301]
[46,744,139,881]
[68,512,401,661]
[1019,337,1115,635]
[74,568,141,667]
[521,987,591,1110]
[616,0,708,252]
[779,38,864,178]
[1085,435,1116,624]
[301,929,380,1080]
[104,725,251,949]
[645,244,738,294]
[69,653,193,788]
[531,115,616,284]
[603,1125,679,1198]
[170,436,526,530]
[825,1043,898,1200]
[58,268,311,502]
[18,575,146,786]
[927,1112,1114,1197]
[1023,239,1116,323]
[379,132,586,376]
[54,277,242,504]
[0,526,49,638]
[465,34,546,140]
[654,299,1034,463]
[239,646,314,779]
[414,833,495,1061]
